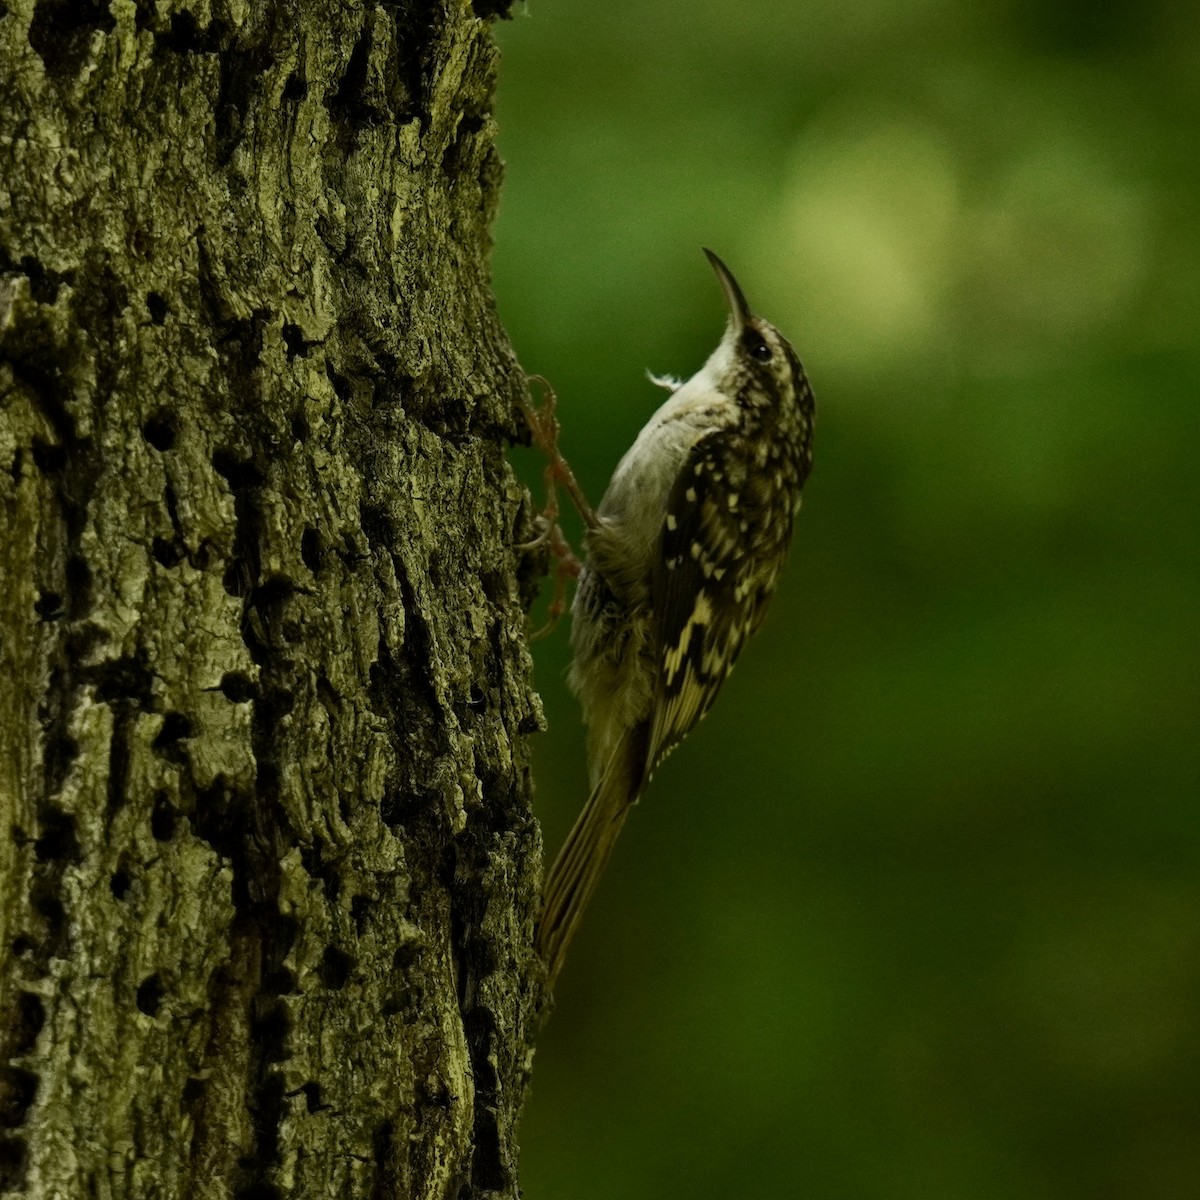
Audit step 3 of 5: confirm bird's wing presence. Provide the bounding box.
[645,428,767,778]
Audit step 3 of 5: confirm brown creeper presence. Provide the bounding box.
[535,250,816,987]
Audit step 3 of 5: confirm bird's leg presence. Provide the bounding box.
[526,520,582,641]
[519,375,598,532]
[517,375,596,638]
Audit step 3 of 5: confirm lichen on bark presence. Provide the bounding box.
[0,1,541,1197]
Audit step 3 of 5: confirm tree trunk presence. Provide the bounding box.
[0,2,541,1197]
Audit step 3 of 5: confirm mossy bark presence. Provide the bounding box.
[0,2,542,1197]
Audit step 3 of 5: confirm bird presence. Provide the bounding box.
[527,249,816,989]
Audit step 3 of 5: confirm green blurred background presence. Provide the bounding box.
[491,2,1200,1196]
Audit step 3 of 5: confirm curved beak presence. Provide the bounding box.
[703,248,752,331]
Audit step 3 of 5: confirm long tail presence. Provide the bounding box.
[536,742,639,989]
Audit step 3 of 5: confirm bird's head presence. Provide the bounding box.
[702,248,808,415]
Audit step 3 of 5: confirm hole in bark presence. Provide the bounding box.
[150,791,178,841]
[282,72,307,101]
[467,684,487,713]
[351,894,371,934]
[300,527,322,574]
[300,842,340,902]
[392,941,420,972]
[0,1066,39,1129]
[90,652,155,707]
[10,993,44,1058]
[33,591,63,621]
[325,364,353,405]
[10,936,35,958]
[181,1075,205,1107]
[30,437,66,473]
[253,574,295,609]
[212,448,264,490]
[328,24,378,128]
[290,412,309,443]
[152,712,192,761]
[300,1081,324,1113]
[152,536,183,567]
[145,292,168,325]
[31,882,68,961]
[220,672,255,703]
[110,868,132,899]
[315,674,340,715]
[136,973,164,1017]
[34,805,79,863]
[19,254,62,303]
[156,11,224,54]
[142,410,176,450]
[27,0,115,79]
[281,323,310,360]
[0,1133,28,1190]
[358,503,394,550]
[319,946,353,991]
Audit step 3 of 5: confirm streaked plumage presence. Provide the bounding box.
[536,251,815,987]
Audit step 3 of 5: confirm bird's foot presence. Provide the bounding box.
[519,375,598,531]
[516,376,594,639]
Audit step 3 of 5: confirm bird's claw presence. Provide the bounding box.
[519,375,598,532]
[516,375,593,638]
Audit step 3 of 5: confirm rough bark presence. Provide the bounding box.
[0,2,542,1197]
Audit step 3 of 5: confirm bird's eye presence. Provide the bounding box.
[743,330,773,362]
